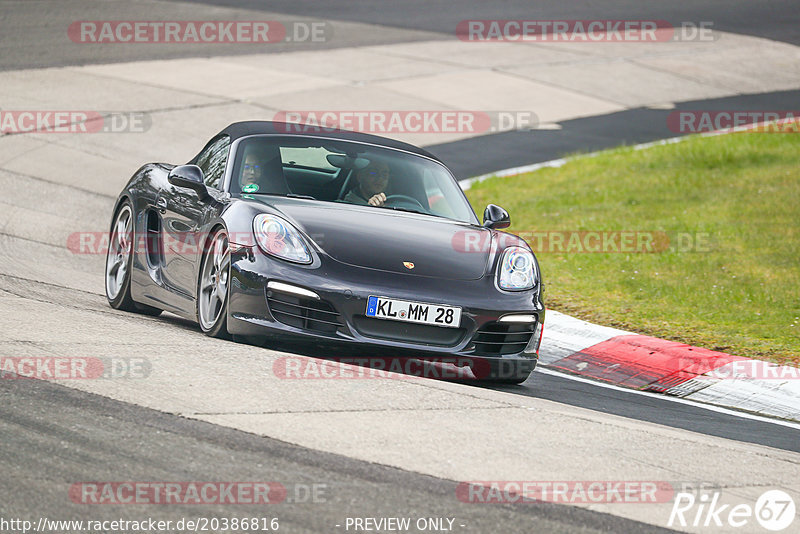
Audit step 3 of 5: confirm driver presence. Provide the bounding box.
[239,148,265,191]
[344,160,390,207]
[239,144,281,192]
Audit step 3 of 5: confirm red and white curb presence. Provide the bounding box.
[461,134,800,423]
[539,310,800,422]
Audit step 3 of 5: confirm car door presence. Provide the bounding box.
[158,135,230,298]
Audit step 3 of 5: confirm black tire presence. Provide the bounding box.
[197,226,231,339]
[105,200,162,317]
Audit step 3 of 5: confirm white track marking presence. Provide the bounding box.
[537,367,800,431]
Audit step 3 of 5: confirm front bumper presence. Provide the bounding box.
[227,247,545,369]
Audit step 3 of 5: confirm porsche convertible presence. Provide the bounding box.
[105,121,545,383]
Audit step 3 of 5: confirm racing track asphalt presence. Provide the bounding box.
[5,0,797,71]
[182,0,800,47]
[162,0,800,450]
[1,1,799,531]
[4,0,797,180]
[249,337,800,455]
[501,372,800,454]
[427,88,800,179]
[3,0,799,457]
[1,376,677,534]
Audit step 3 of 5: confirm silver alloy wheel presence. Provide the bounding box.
[105,205,133,300]
[198,229,230,330]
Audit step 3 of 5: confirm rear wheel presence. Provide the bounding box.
[197,227,231,338]
[105,201,162,316]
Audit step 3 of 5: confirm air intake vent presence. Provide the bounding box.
[267,291,343,334]
[471,321,536,355]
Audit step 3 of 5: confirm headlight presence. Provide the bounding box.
[253,214,312,264]
[497,246,537,291]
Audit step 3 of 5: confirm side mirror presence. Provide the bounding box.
[168,165,209,201]
[482,204,511,229]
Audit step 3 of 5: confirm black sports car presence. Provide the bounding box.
[105,122,545,383]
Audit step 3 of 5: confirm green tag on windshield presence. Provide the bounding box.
[242,183,259,193]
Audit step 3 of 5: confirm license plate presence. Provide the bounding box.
[365,296,462,328]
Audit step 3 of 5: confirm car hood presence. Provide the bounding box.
[259,198,490,280]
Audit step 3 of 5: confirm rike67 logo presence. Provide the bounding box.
[669,489,796,531]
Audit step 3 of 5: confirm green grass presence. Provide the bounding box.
[465,133,800,366]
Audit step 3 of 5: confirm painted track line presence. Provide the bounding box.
[537,367,800,431]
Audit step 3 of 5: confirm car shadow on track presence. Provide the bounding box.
[141,318,800,452]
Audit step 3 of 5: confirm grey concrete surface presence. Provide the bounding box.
[1,2,799,533]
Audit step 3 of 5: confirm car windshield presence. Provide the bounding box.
[230,136,479,224]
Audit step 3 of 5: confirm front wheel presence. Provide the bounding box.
[197,227,231,338]
[105,200,162,316]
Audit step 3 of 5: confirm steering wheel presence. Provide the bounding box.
[383,194,426,212]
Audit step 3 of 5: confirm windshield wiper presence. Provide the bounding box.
[383,206,456,221]
[249,192,317,200]
[384,206,428,216]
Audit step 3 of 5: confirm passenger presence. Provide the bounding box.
[344,160,391,207]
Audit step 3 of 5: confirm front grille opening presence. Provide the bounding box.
[267,290,343,334]
[471,321,536,355]
[352,315,466,347]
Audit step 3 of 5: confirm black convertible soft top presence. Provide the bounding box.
[216,121,441,162]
